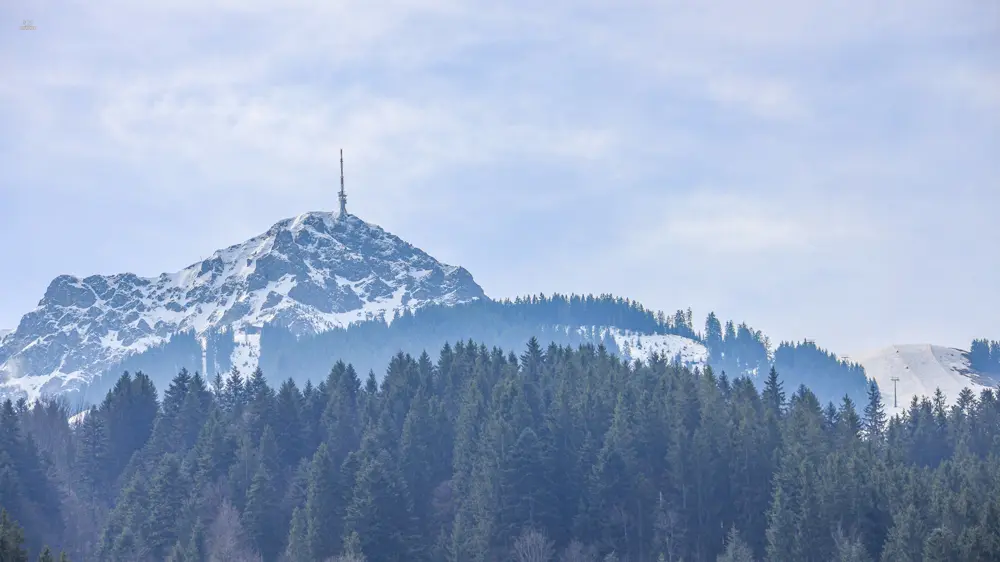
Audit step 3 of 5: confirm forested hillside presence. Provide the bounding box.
[74,294,869,408]
[257,294,638,382]
[2,338,999,561]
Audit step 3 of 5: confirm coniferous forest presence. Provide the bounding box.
[969,339,1000,374]
[2,338,1000,562]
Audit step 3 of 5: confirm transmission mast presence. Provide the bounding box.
[890,376,900,408]
[338,148,348,219]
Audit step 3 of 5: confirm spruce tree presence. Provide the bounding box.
[500,427,557,539]
[879,504,922,562]
[344,450,414,562]
[323,362,362,469]
[224,366,247,414]
[245,367,276,443]
[257,425,281,477]
[717,527,754,562]
[247,366,269,398]
[144,454,187,560]
[764,484,795,562]
[36,546,54,562]
[765,390,829,562]
[588,397,639,558]
[74,407,110,505]
[193,409,235,484]
[0,510,29,562]
[762,367,785,415]
[306,443,340,561]
[227,433,259,511]
[965,500,1000,560]
[863,381,887,443]
[284,507,309,562]
[398,389,438,548]
[162,368,193,418]
[274,379,305,464]
[242,464,282,562]
[705,312,724,361]
[100,371,158,481]
[922,527,957,562]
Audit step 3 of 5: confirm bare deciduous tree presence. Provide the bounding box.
[208,500,263,562]
[654,502,685,562]
[831,527,871,562]
[324,532,367,562]
[512,529,555,562]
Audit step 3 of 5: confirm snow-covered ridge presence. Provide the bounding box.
[0,329,10,343]
[845,344,1000,416]
[0,212,485,400]
[607,328,708,368]
[552,325,707,369]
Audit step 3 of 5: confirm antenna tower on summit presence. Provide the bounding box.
[338,149,348,218]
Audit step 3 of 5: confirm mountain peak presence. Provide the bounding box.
[0,212,485,400]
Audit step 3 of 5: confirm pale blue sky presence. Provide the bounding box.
[1,0,998,355]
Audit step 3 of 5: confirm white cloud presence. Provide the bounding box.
[702,76,809,122]
[621,190,878,257]
[930,65,1000,114]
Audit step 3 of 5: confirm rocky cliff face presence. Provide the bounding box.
[0,212,485,399]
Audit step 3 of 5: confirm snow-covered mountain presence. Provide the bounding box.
[845,344,1000,416]
[0,329,11,343]
[0,211,485,400]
